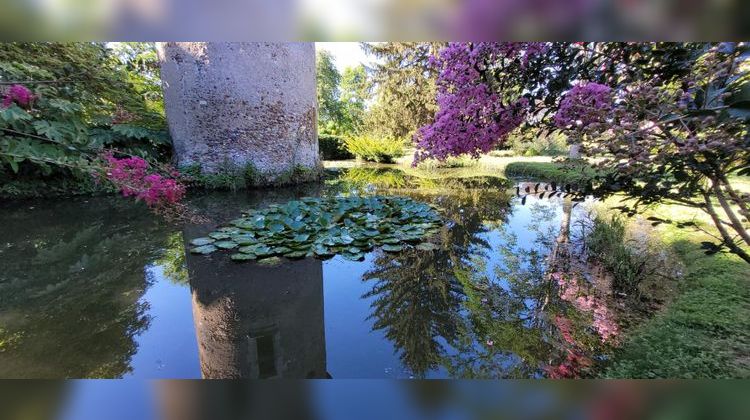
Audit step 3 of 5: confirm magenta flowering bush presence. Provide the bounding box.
[2,84,35,108]
[553,82,612,129]
[101,152,185,209]
[413,42,544,163]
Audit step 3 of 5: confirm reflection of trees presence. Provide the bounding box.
[156,232,189,285]
[447,195,614,378]
[363,248,465,377]
[361,174,514,377]
[0,197,173,378]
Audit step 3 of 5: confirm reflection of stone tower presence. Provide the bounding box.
[186,248,328,379]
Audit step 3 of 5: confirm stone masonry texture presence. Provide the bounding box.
[157,42,319,184]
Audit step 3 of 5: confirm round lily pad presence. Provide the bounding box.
[190,244,218,254]
[214,241,238,249]
[190,237,215,246]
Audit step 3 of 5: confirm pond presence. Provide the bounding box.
[0,166,616,379]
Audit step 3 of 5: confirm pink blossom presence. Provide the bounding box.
[413,43,545,164]
[2,84,35,108]
[101,152,185,209]
[553,82,613,128]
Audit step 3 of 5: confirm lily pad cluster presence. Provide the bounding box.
[189,196,442,262]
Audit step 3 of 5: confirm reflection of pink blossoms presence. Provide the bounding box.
[102,153,185,208]
[551,271,619,342]
[2,84,35,108]
[547,315,594,379]
[554,82,612,128]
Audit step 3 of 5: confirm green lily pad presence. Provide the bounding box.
[191,195,442,262]
[214,241,238,249]
[209,232,232,240]
[190,237,215,246]
[284,250,308,259]
[190,244,218,254]
[382,244,404,253]
[231,252,256,261]
[342,252,364,261]
[253,245,273,256]
[293,233,310,242]
[268,223,285,233]
[257,256,283,266]
[232,234,256,245]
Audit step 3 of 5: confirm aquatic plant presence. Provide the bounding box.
[189,195,443,262]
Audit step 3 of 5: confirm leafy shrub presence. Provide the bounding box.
[507,129,569,156]
[416,155,478,170]
[344,134,405,163]
[0,43,170,196]
[586,216,662,298]
[319,134,353,160]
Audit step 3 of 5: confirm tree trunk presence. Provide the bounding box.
[703,192,750,264]
[157,42,320,186]
[712,181,750,247]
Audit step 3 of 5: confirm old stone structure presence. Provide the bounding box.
[156,42,320,185]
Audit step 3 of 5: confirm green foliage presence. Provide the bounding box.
[316,51,373,137]
[318,133,353,160]
[189,195,442,262]
[316,50,343,132]
[507,128,568,156]
[344,134,406,163]
[504,161,600,185]
[585,216,657,297]
[362,42,445,140]
[339,64,372,135]
[0,42,169,196]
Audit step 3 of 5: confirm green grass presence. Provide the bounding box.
[602,218,750,378]
[503,160,599,185]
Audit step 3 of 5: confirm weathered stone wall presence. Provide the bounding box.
[156,42,319,184]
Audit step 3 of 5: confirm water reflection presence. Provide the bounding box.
[0,167,618,378]
[185,246,328,379]
[0,197,171,378]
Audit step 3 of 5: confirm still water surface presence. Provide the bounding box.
[0,167,610,378]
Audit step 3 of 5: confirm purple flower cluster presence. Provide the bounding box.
[553,82,612,129]
[2,84,35,108]
[414,43,545,164]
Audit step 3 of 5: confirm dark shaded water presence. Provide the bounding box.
[0,167,611,379]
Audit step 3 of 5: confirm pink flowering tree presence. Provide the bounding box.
[416,42,750,263]
[563,44,750,263]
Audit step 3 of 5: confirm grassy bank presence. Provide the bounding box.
[503,160,599,185]
[602,203,750,378]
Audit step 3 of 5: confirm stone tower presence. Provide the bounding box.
[156,42,320,185]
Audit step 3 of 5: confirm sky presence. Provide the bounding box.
[316,42,372,72]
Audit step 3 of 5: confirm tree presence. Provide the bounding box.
[315,50,343,134]
[339,64,372,135]
[414,42,750,263]
[563,45,750,263]
[362,42,445,139]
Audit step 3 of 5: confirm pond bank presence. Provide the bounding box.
[601,207,750,378]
